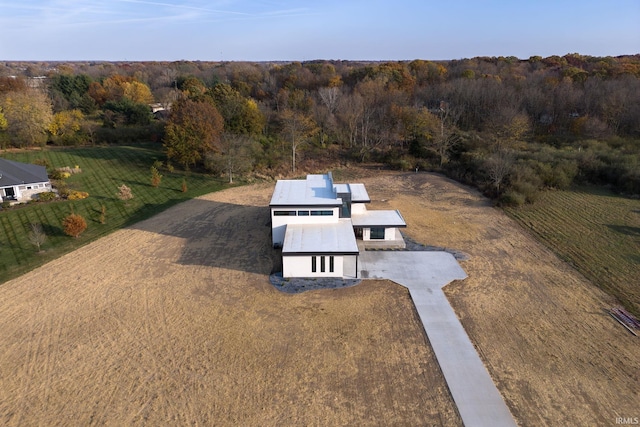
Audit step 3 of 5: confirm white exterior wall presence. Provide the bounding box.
[384,228,400,241]
[361,227,400,241]
[343,255,358,278]
[351,203,367,215]
[271,206,339,246]
[283,254,344,278]
[19,183,52,201]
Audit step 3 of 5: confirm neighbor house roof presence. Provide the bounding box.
[351,210,407,228]
[0,158,49,188]
[270,174,341,207]
[282,219,359,254]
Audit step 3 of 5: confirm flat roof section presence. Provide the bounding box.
[334,183,370,202]
[282,220,359,254]
[351,210,407,228]
[270,174,341,207]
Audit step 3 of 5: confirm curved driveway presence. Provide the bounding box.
[360,251,517,427]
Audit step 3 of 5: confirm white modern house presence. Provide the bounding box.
[0,158,51,204]
[270,172,406,278]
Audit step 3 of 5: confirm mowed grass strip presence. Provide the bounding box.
[505,187,640,315]
[0,144,227,284]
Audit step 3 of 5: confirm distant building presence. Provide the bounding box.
[0,158,51,203]
[270,172,406,278]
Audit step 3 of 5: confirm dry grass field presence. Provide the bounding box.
[1,170,638,426]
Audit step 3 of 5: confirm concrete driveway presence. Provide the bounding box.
[360,251,517,427]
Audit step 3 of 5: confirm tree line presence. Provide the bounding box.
[1,54,638,203]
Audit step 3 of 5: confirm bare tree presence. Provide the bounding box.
[485,149,515,195]
[279,109,317,173]
[206,133,259,183]
[318,86,340,114]
[28,222,46,252]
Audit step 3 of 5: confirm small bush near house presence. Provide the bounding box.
[37,192,58,202]
[66,191,89,200]
[62,213,87,238]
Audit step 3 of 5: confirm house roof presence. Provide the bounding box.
[282,220,359,255]
[0,158,49,188]
[270,174,341,207]
[351,210,407,228]
[334,183,370,203]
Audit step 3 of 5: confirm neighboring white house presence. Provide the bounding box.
[0,158,51,203]
[270,172,406,278]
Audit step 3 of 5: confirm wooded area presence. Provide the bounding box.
[1,54,639,204]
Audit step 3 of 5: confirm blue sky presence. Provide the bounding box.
[0,0,638,61]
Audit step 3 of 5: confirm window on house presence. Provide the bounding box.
[329,256,334,273]
[370,227,385,240]
[310,210,333,216]
[320,256,326,272]
[274,210,297,216]
[311,256,317,273]
[298,210,309,216]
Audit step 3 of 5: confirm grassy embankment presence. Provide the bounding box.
[505,187,640,315]
[0,144,227,284]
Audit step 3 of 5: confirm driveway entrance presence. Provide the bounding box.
[360,251,516,427]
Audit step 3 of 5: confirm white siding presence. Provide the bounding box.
[283,254,344,278]
[271,206,339,246]
[351,203,367,215]
[343,255,358,278]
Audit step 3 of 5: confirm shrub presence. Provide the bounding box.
[66,190,89,200]
[150,166,162,188]
[117,184,133,201]
[37,192,58,202]
[500,190,526,207]
[99,204,106,224]
[33,158,51,168]
[48,169,67,180]
[62,213,87,238]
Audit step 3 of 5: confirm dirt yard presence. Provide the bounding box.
[0,171,637,426]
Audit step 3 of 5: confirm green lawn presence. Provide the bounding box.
[505,187,640,315]
[0,144,228,284]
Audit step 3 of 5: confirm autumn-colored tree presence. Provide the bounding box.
[0,89,53,147]
[150,165,162,187]
[48,109,84,144]
[178,76,207,100]
[99,204,106,224]
[207,84,265,135]
[164,98,224,169]
[62,214,87,238]
[0,76,28,94]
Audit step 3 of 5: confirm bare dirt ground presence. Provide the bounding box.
[1,170,638,426]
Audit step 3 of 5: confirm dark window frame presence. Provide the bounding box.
[273,210,297,216]
[370,227,385,240]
